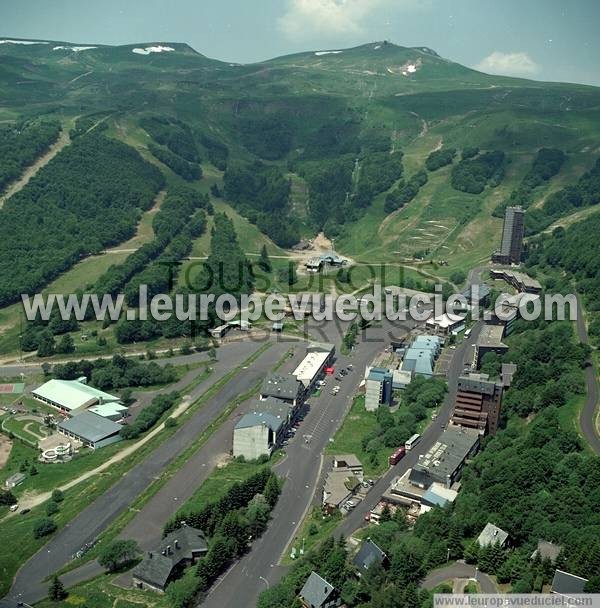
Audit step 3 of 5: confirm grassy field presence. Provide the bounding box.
[36,573,169,608]
[326,395,392,477]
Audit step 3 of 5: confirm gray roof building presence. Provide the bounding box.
[260,374,303,404]
[299,571,340,608]
[552,570,589,596]
[132,525,208,592]
[477,523,509,548]
[353,539,388,575]
[409,426,480,488]
[58,411,123,449]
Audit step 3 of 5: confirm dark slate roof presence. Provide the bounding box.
[260,374,302,400]
[552,570,588,595]
[132,553,174,589]
[58,411,122,443]
[353,539,387,573]
[408,466,432,488]
[132,526,208,589]
[300,571,336,608]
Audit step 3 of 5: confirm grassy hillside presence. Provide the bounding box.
[0,37,598,355]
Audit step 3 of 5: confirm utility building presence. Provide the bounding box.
[232,398,293,461]
[493,206,525,264]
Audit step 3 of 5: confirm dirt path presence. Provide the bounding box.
[1,394,196,516]
[0,432,12,470]
[0,129,71,209]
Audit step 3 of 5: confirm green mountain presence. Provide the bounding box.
[0,37,599,278]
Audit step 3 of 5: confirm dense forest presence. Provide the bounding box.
[0,133,164,306]
[384,170,428,214]
[0,119,61,192]
[299,156,355,233]
[493,148,565,217]
[115,213,251,344]
[258,316,598,607]
[526,212,600,344]
[148,143,202,181]
[525,158,600,234]
[450,150,505,194]
[224,161,300,247]
[52,355,177,390]
[354,151,404,208]
[198,133,229,170]
[425,147,456,172]
[140,116,199,162]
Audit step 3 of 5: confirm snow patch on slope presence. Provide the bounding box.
[53,46,97,52]
[0,39,48,45]
[132,45,175,55]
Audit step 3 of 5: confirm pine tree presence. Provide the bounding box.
[264,473,281,508]
[37,330,55,357]
[49,575,66,601]
[448,524,463,559]
[258,244,272,273]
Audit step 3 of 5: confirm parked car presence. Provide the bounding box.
[20,508,30,515]
[9,504,18,512]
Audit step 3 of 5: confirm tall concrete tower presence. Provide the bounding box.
[493,206,525,264]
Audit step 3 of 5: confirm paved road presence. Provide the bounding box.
[334,321,482,539]
[1,339,284,606]
[576,296,600,454]
[200,319,417,608]
[421,562,497,593]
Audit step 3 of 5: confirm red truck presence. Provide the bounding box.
[388,446,406,466]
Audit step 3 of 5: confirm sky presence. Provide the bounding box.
[1,0,599,86]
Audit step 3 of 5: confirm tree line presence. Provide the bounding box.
[52,354,177,391]
[223,160,300,247]
[493,148,565,218]
[525,157,600,235]
[140,115,199,162]
[526,212,600,346]
[120,391,179,440]
[425,147,456,172]
[0,132,164,306]
[450,150,505,194]
[384,169,428,214]
[163,468,282,607]
[0,119,61,193]
[148,143,202,181]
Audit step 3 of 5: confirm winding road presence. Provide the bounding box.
[576,296,600,454]
[421,562,497,593]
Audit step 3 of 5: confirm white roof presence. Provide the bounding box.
[89,402,128,418]
[426,312,465,328]
[32,379,120,412]
[293,351,330,387]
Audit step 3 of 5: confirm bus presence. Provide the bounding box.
[388,446,406,466]
[405,433,421,451]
